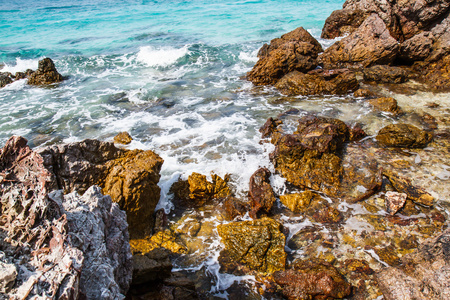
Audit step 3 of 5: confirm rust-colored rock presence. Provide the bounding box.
[376,123,433,148]
[247,27,323,85]
[220,196,250,221]
[383,169,434,207]
[273,259,352,300]
[312,206,344,224]
[363,65,409,84]
[249,167,276,218]
[217,217,286,274]
[279,191,314,213]
[399,31,434,63]
[260,117,283,139]
[37,139,163,239]
[368,97,403,116]
[321,8,368,39]
[275,69,359,96]
[319,14,399,69]
[353,88,377,98]
[27,58,63,85]
[114,131,133,144]
[130,230,187,255]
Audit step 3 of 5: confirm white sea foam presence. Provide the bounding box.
[2,58,40,73]
[136,45,189,67]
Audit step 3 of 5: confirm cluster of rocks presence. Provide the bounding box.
[247,0,450,94]
[0,58,63,88]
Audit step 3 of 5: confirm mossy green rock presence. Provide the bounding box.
[217,217,286,273]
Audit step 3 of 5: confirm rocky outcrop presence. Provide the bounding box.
[114,131,133,145]
[247,27,323,85]
[321,8,367,39]
[376,124,433,148]
[0,73,13,88]
[275,69,359,96]
[319,14,399,69]
[217,217,286,273]
[249,167,276,218]
[37,139,163,239]
[27,58,64,85]
[399,31,434,63]
[376,227,450,299]
[362,65,409,84]
[273,259,352,300]
[0,136,132,299]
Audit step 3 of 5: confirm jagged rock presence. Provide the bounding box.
[383,169,434,207]
[279,191,314,213]
[220,196,250,221]
[27,58,63,85]
[275,69,359,96]
[249,167,276,218]
[321,8,368,39]
[260,117,283,139]
[385,191,407,215]
[114,131,133,145]
[399,31,434,63]
[37,139,163,239]
[363,65,409,84]
[0,72,13,88]
[0,136,132,299]
[368,97,403,116]
[376,227,450,299]
[171,172,231,207]
[319,14,399,69]
[376,123,433,148]
[420,53,450,90]
[273,259,352,300]
[0,257,17,293]
[14,69,33,80]
[131,248,172,285]
[247,27,323,85]
[217,217,286,273]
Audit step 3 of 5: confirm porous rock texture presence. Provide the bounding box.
[27,58,64,85]
[376,227,450,299]
[0,136,132,299]
[37,138,163,239]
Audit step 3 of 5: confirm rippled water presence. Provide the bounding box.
[2,0,450,298]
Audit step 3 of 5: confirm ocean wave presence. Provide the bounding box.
[2,58,40,73]
[136,45,190,67]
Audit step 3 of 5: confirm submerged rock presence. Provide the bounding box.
[27,58,64,85]
[376,227,450,299]
[279,191,314,213]
[368,97,403,116]
[273,259,352,300]
[0,136,132,299]
[217,217,286,273]
[385,191,407,215]
[37,139,163,239]
[247,27,323,85]
[376,123,433,148]
[275,69,359,96]
[249,167,276,218]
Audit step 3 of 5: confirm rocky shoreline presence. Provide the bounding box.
[1,1,450,299]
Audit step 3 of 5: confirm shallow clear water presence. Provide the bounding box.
[2,0,450,298]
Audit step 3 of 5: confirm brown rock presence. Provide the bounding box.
[275,69,359,96]
[399,31,434,63]
[353,88,377,98]
[28,58,63,85]
[249,167,276,218]
[319,14,399,69]
[0,72,13,88]
[383,169,434,207]
[279,191,314,213]
[312,206,344,224]
[376,228,450,299]
[376,123,433,148]
[130,230,187,255]
[37,139,163,239]
[348,122,368,141]
[217,217,286,273]
[260,117,283,139]
[321,8,368,39]
[247,27,323,85]
[421,53,450,90]
[131,248,172,285]
[385,191,407,215]
[273,259,351,300]
[220,196,250,221]
[114,131,133,144]
[363,65,409,84]
[368,97,403,116]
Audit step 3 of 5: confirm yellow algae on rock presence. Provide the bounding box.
[130,230,187,255]
[280,191,314,213]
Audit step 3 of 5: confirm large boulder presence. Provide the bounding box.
[376,227,450,299]
[275,69,359,96]
[27,58,64,85]
[247,27,323,85]
[217,217,286,274]
[321,8,367,39]
[0,136,132,299]
[376,123,433,148]
[319,14,399,69]
[399,31,434,63]
[37,139,163,239]
[362,65,409,84]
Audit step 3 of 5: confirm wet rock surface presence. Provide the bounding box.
[27,58,64,85]
[376,123,433,148]
[114,131,133,144]
[368,97,403,116]
[249,167,276,218]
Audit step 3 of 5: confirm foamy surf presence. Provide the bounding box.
[136,45,190,67]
